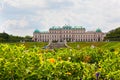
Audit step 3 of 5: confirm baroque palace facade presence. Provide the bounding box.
[33,25,106,42]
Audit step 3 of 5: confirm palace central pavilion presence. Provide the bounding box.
[33,25,106,42]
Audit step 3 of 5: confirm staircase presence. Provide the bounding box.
[43,40,71,49]
[48,42,67,49]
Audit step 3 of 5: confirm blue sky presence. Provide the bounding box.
[0,0,120,36]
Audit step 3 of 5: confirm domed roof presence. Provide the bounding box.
[96,28,102,32]
[73,26,85,30]
[50,26,61,30]
[63,25,72,29]
[34,29,40,33]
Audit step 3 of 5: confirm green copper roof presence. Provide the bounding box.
[49,26,61,30]
[63,25,72,29]
[49,25,85,30]
[96,28,102,32]
[34,29,40,33]
[73,26,85,30]
[74,26,82,28]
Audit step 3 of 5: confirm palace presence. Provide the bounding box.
[32,25,106,42]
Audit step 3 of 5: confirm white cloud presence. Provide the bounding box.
[1,17,28,29]
[1,0,120,36]
[0,7,2,12]
[0,19,16,33]
[3,0,47,9]
[0,0,4,12]
[34,0,120,31]
[0,17,29,36]
[1,19,17,30]
[19,17,28,27]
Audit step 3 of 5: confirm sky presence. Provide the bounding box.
[0,0,120,36]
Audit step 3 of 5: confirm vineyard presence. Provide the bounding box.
[0,42,120,80]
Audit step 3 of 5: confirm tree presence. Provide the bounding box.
[0,32,32,42]
[105,27,120,41]
[0,32,10,42]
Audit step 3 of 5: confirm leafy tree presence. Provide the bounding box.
[0,32,32,42]
[24,35,32,42]
[0,32,10,42]
[105,27,120,41]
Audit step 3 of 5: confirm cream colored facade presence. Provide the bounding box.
[33,25,106,42]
